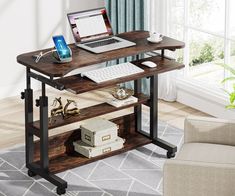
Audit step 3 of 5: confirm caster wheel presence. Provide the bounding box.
[28,170,36,177]
[56,187,66,195]
[167,151,176,159]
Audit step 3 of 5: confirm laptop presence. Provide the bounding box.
[67,8,136,53]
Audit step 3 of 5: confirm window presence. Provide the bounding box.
[168,0,235,90]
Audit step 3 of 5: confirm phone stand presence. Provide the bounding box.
[34,47,72,64]
[52,47,73,63]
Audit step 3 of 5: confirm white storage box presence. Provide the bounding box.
[73,137,125,158]
[81,118,118,147]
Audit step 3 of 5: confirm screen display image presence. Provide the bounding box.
[68,8,113,43]
[52,35,71,60]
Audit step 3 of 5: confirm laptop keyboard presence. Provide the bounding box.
[85,38,121,48]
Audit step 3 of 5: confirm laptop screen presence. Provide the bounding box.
[67,8,113,43]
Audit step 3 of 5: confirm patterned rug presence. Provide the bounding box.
[0,116,183,196]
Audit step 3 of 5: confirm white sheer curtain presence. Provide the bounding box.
[149,0,178,101]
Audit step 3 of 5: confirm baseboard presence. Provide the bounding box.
[176,79,235,120]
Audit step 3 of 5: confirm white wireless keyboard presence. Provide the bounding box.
[81,62,144,83]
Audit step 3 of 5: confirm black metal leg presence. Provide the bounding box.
[149,75,158,139]
[22,68,36,177]
[161,49,165,58]
[27,163,67,194]
[22,71,67,194]
[134,79,142,132]
[25,89,34,164]
[25,90,35,161]
[25,89,37,177]
[150,74,177,158]
[134,54,143,133]
[39,83,49,171]
[36,83,67,193]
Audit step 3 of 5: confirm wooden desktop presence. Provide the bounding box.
[17,30,185,195]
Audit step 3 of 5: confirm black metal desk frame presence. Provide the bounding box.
[21,50,177,195]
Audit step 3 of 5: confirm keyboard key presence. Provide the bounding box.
[85,39,121,48]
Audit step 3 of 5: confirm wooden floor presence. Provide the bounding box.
[0,87,209,149]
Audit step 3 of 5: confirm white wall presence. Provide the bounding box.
[0,0,104,99]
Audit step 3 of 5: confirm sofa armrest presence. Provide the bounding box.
[164,159,235,196]
[184,116,235,146]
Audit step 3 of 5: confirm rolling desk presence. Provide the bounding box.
[17,31,185,195]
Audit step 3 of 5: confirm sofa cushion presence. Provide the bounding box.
[176,143,235,165]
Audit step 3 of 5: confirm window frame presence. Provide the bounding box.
[167,0,234,90]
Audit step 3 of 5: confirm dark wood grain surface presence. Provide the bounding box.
[33,113,152,174]
[47,133,151,174]
[56,56,185,94]
[17,31,185,77]
[32,93,149,130]
[33,113,136,161]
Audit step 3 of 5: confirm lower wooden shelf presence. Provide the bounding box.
[33,113,152,174]
[47,132,152,174]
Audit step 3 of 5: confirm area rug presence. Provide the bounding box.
[0,116,183,196]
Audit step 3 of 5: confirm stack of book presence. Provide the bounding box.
[106,96,138,108]
[73,118,125,158]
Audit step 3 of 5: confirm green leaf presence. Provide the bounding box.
[226,105,235,109]
[230,92,235,104]
[217,63,235,76]
[222,88,230,95]
[221,77,235,83]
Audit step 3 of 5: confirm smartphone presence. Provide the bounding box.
[52,35,71,60]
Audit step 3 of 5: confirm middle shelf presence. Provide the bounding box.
[32,93,149,130]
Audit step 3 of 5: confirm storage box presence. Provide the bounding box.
[73,137,125,158]
[81,118,118,147]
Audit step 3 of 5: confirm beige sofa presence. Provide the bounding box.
[163,116,235,196]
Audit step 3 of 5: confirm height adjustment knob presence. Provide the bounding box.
[21,92,25,100]
[35,99,40,107]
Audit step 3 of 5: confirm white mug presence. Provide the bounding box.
[150,32,162,41]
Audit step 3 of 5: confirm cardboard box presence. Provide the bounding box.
[81,118,118,147]
[73,137,125,158]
